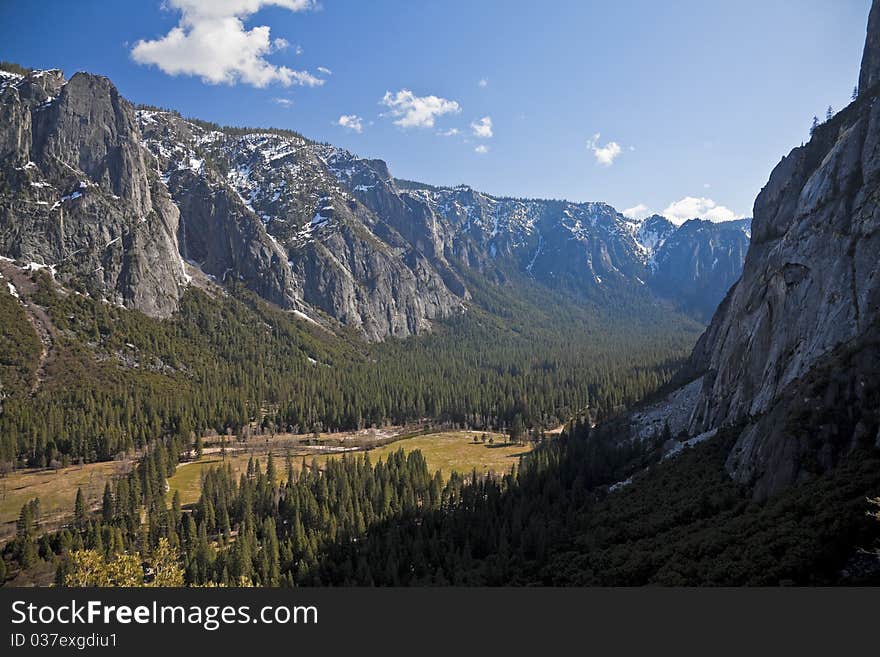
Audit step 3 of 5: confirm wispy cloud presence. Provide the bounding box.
[337,114,364,133]
[586,133,623,166]
[437,128,460,137]
[470,116,493,139]
[622,203,649,220]
[380,89,461,128]
[131,0,324,88]
[474,144,489,154]
[273,97,294,107]
[662,196,742,224]
[478,78,488,88]
[316,66,332,76]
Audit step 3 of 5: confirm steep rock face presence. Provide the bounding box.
[138,112,301,311]
[689,93,880,435]
[647,2,880,498]
[320,154,451,264]
[138,112,464,340]
[310,150,471,298]
[291,222,457,340]
[860,0,880,93]
[0,70,185,317]
[173,170,300,309]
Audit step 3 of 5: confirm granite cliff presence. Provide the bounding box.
[632,1,880,498]
[0,70,186,317]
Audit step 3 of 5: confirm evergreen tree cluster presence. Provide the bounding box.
[4,434,182,584]
[6,417,879,587]
[181,449,447,586]
[0,270,697,468]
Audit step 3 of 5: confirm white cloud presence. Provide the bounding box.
[316,66,332,76]
[131,0,324,88]
[164,1,314,19]
[586,133,623,166]
[470,116,493,139]
[337,114,364,133]
[622,203,650,220]
[437,128,460,137]
[478,78,488,88]
[273,97,294,107]
[474,144,489,154]
[380,89,461,129]
[662,196,742,224]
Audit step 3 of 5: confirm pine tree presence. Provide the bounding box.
[171,490,182,529]
[266,452,276,486]
[285,451,295,486]
[102,482,114,524]
[15,502,38,568]
[74,487,87,530]
[511,414,525,444]
[826,105,834,121]
[810,116,819,136]
[853,85,859,101]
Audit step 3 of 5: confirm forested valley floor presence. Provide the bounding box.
[1,259,703,585]
[2,262,877,586]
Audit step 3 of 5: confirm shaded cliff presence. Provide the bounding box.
[636,1,880,498]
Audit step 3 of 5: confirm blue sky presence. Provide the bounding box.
[0,0,870,222]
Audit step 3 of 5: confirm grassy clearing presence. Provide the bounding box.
[167,457,227,506]
[2,430,536,537]
[168,430,532,505]
[166,452,302,506]
[359,431,531,479]
[0,460,132,541]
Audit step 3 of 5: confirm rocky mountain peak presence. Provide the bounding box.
[33,71,154,215]
[0,68,186,317]
[635,214,676,253]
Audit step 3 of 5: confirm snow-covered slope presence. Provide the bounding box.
[137,111,464,341]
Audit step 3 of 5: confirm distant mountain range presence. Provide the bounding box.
[0,65,748,340]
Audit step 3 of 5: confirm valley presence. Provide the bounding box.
[0,0,878,589]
